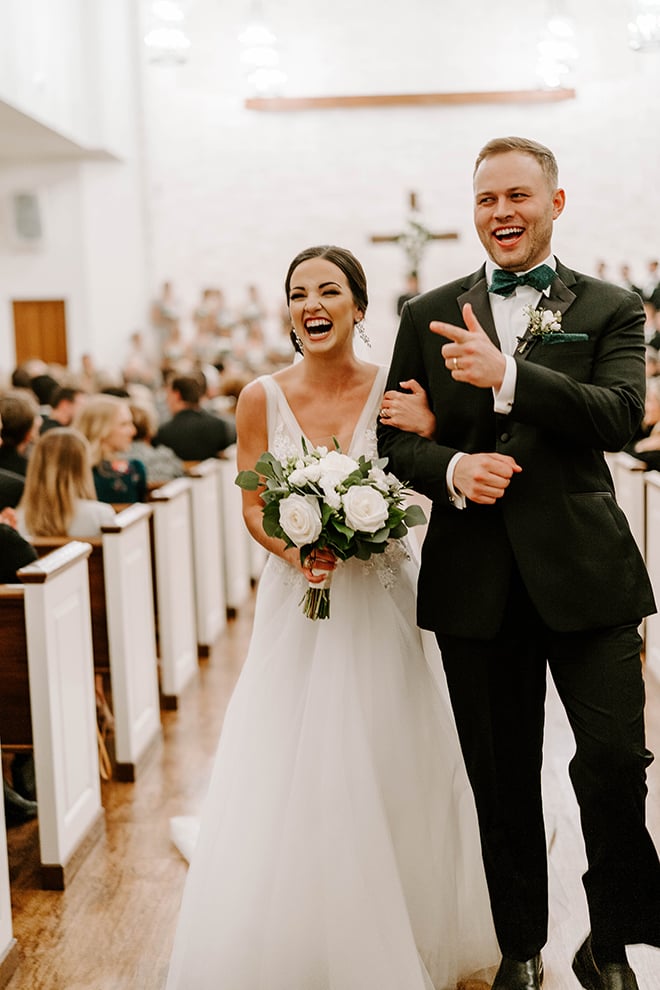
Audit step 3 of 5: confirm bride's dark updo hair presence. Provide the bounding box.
[285,245,369,316]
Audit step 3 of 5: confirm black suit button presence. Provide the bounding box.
[500,432,510,443]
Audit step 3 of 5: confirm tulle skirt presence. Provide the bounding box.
[166,548,499,989]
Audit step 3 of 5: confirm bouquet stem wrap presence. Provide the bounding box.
[301,568,334,620]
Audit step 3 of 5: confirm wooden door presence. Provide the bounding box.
[12,299,68,366]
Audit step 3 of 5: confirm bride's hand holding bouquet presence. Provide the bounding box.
[236,442,426,619]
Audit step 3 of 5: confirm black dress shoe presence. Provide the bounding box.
[11,752,36,801]
[492,954,543,990]
[3,780,38,827]
[572,935,639,990]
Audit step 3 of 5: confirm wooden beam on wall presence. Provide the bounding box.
[244,88,576,112]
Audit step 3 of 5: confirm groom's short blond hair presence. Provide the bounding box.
[474,136,559,190]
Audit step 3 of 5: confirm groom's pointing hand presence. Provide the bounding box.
[432,303,507,390]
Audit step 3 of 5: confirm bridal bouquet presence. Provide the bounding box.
[236,443,426,620]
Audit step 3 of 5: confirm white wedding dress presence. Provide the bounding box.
[165,368,499,990]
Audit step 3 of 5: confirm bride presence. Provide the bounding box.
[165,246,499,990]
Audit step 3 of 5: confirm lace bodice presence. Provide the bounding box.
[259,368,386,464]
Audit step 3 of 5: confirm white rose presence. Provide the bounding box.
[319,471,344,497]
[288,462,323,487]
[323,489,341,510]
[368,466,391,492]
[341,485,389,533]
[318,450,359,482]
[279,493,322,546]
[302,462,322,483]
[288,468,308,487]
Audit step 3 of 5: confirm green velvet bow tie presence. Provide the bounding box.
[488,264,555,296]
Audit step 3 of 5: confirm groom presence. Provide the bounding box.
[378,136,660,990]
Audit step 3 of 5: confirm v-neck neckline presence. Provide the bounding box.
[270,367,385,458]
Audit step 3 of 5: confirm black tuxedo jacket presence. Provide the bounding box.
[378,259,656,639]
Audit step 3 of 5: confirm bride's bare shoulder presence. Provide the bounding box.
[235,376,268,420]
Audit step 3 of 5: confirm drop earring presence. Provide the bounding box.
[355,319,371,348]
[290,327,304,355]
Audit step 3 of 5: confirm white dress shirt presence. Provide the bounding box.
[447,255,556,507]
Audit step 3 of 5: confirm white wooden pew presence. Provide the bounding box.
[0,543,104,889]
[99,505,162,779]
[217,447,251,617]
[186,459,227,654]
[149,479,198,704]
[0,751,18,984]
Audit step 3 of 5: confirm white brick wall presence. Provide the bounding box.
[142,0,660,366]
[0,1,657,375]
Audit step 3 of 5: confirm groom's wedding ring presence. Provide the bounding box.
[380,408,389,418]
[453,357,459,370]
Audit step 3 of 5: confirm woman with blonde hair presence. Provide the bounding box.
[16,427,116,539]
[74,394,147,503]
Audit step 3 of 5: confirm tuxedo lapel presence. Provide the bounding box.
[458,271,500,350]
[546,262,577,318]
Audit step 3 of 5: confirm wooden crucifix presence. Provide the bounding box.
[370,191,458,275]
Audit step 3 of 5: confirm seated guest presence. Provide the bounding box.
[40,386,88,433]
[0,463,24,511]
[0,509,36,580]
[10,359,48,391]
[16,428,116,539]
[128,401,184,485]
[154,373,236,461]
[0,390,41,477]
[0,404,39,825]
[122,331,159,389]
[75,395,147,504]
[29,373,60,415]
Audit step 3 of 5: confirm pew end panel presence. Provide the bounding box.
[30,538,110,674]
[185,459,227,652]
[101,505,162,780]
[0,545,105,889]
[217,448,251,617]
[149,478,198,706]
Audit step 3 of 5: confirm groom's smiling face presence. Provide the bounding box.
[473,150,565,272]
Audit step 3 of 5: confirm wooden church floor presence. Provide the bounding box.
[5,591,660,989]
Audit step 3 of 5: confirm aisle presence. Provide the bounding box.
[4,591,660,989]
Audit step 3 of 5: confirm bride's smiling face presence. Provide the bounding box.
[288,258,363,353]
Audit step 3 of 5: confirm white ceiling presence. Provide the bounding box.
[0,99,116,163]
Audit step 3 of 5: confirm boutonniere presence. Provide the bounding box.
[517,305,589,353]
